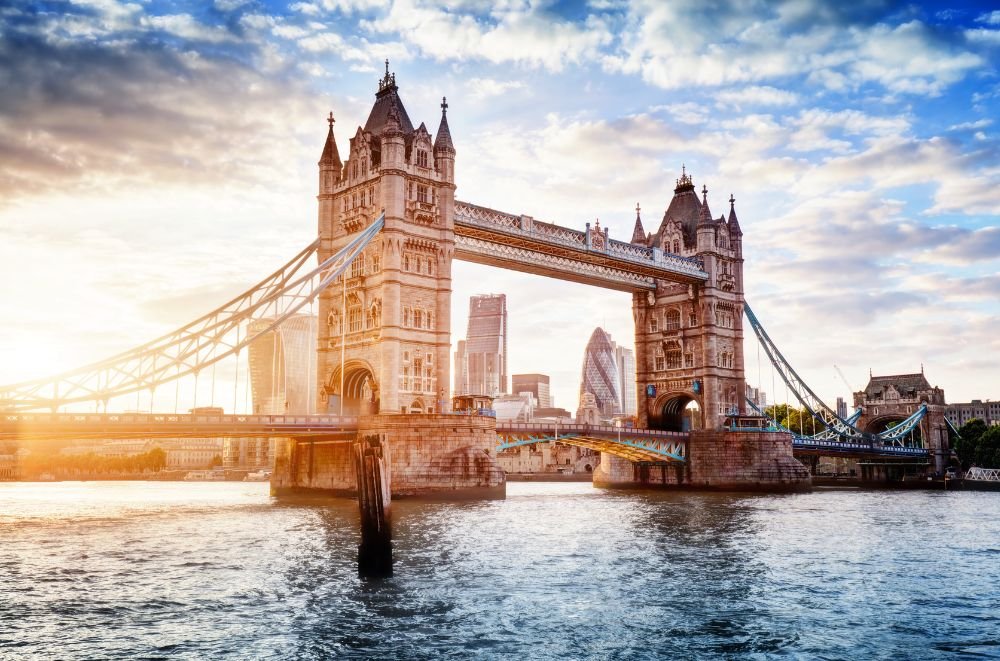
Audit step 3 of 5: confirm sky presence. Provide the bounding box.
[0,0,998,413]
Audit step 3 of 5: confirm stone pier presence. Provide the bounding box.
[594,430,811,492]
[271,413,505,499]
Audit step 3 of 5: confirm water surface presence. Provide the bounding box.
[2,481,999,659]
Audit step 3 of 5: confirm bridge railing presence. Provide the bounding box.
[2,412,361,427]
[496,421,689,439]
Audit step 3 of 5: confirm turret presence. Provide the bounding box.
[380,97,405,168]
[318,111,342,194]
[630,203,646,245]
[696,184,716,253]
[434,96,456,184]
[728,194,743,256]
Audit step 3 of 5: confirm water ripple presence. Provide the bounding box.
[2,482,1000,659]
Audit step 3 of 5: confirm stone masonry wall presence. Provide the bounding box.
[271,413,505,498]
[594,430,811,492]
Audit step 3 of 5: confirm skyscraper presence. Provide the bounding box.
[614,345,637,416]
[454,294,507,396]
[512,373,551,408]
[579,327,621,417]
[248,314,317,414]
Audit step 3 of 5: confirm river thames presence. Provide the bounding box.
[2,481,999,659]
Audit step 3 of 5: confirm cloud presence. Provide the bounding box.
[0,10,321,201]
[140,13,238,43]
[362,1,613,70]
[602,2,983,97]
[466,77,526,100]
[976,11,1000,25]
[715,86,800,109]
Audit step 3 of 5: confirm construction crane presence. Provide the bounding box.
[834,365,856,394]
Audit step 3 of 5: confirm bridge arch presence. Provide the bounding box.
[865,414,923,443]
[649,392,702,432]
[325,360,378,416]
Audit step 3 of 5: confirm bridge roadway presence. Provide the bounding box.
[0,412,359,441]
[1,412,928,462]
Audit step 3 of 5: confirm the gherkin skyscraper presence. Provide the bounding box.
[579,327,621,417]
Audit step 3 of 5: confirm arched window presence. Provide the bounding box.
[654,346,665,371]
[350,253,365,279]
[366,300,381,329]
[649,316,658,333]
[673,240,680,253]
[347,294,362,333]
[685,353,694,368]
[414,309,423,328]
[665,309,681,331]
[666,341,682,370]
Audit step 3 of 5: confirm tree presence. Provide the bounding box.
[974,426,1000,469]
[955,418,989,467]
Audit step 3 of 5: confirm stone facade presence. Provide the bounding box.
[593,430,810,491]
[631,173,746,433]
[271,413,504,498]
[854,371,950,473]
[316,66,455,417]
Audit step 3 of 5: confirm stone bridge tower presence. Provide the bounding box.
[854,370,950,473]
[630,169,746,432]
[316,65,456,416]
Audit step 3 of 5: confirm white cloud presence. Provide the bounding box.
[140,13,237,43]
[363,1,612,70]
[466,77,525,100]
[976,10,1000,25]
[715,85,800,109]
[948,119,993,131]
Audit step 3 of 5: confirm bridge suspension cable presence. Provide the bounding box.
[744,302,927,447]
[0,215,385,412]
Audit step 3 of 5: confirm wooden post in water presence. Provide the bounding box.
[354,433,392,577]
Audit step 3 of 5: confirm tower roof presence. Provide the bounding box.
[862,373,932,400]
[651,166,703,249]
[434,96,455,153]
[630,203,646,244]
[319,112,342,168]
[363,60,414,136]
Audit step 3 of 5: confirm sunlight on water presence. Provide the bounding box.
[2,481,999,659]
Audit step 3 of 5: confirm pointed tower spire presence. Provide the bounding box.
[630,202,646,244]
[698,183,713,226]
[727,193,742,236]
[434,96,455,154]
[319,111,342,169]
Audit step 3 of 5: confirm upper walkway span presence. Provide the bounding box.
[454,201,708,292]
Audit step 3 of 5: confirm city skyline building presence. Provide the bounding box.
[512,373,551,408]
[614,345,636,416]
[454,294,507,397]
[579,327,621,418]
[248,314,317,415]
[947,399,1000,427]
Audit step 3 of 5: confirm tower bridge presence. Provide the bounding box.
[0,65,951,494]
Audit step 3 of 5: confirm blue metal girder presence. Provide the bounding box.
[495,432,685,463]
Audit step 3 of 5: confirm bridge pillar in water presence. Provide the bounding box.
[316,67,455,417]
[593,430,811,491]
[633,172,746,433]
[271,414,505,498]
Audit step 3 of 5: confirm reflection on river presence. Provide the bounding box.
[2,481,999,659]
